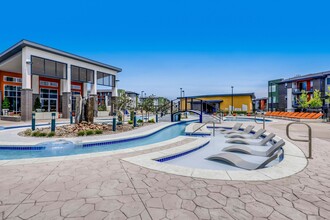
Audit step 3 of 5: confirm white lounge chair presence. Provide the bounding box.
[221,125,254,135]
[225,128,266,139]
[222,139,285,157]
[225,133,275,146]
[218,123,243,133]
[206,153,278,170]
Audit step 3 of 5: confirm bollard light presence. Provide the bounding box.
[51,113,56,132]
[32,113,36,131]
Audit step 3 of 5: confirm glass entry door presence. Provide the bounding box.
[40,88,58,112]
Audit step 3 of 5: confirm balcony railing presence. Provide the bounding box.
[292,88,314,94]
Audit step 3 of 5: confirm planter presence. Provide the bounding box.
[34,112,59,120]
[2,109,9,116]
[97,111,110,117]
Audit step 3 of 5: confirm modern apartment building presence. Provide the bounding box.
[268,79,283,111]
[0,40,121,120]
[269,71,330,112]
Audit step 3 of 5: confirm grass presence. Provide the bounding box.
[47,132,55,137]
[86,130,94,136]
[95,129,103,134]
[77,131,85,136]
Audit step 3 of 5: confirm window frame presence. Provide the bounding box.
[31,55,67,79]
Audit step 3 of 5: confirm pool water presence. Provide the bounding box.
[0,122,187,160]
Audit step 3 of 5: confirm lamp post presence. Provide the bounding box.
[180,88,182,98]
[182,90,185,97]
[270,83,274,111]
[231,86,234,114]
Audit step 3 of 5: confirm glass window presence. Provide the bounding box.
[97,72,115,87]
[40,88,58,112]
[56,62,67,78]
[4,76,22,83]
[4,85,21,112]
[71,66,79,81]
[87,69,94,83]
[45,60,56,76]
[97,72,104,85]
[79,68,87,82]
[31,56,44,75]
[272,85,276,92]
[327,78,330,85]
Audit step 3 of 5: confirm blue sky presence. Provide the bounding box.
[2,0,330,99]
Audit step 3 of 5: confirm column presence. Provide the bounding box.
[90,71,98,117]
[111,78,118,115]
[21,47,33,121]
[61,65,71,118]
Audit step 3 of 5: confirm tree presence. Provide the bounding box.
[33,97,41,111]
[308,89,323,109]
[142,96,155,121]
[325,86,330,105]
[115,93,132,122]
[298,90,309,110]
[2,97,10,109]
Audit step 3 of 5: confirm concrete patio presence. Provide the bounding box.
[0,119,330,219]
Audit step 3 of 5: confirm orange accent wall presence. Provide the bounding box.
[0,71,22,99]
[71,81,83,94]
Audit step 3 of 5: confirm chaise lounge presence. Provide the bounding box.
[222,139,285,157]
[221,125,255,135]
[225,128,266,139]
[206,153,278,170]
[225,133,275,146]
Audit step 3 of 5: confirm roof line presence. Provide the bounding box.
[0,39,122,72]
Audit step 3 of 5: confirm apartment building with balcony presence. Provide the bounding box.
[269,71,330,112]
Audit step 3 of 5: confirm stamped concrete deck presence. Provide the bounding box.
[0,119,330,219]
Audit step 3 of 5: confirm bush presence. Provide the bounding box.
[33,97,41,111]
[148,118,155,123]
[86,130,94,135]
[95,129,103,134]
[128,120,133,124]
[39,132,47,137]
[130,110,135,121]
[47,131,55,137]
[77,131,85,136]
[2,97,10,109]
[137,119,143,123]
[32,131,40,137]
[98,104,107,111]
[24,129,32,136]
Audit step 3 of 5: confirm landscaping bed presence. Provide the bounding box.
[18,121,154,138]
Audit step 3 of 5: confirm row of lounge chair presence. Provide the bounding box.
[206,123,284,170]
[265,111,323,120]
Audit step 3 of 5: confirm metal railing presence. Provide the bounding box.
[286,122,312,159]
[254,113,266,129]
[190,121,216,136]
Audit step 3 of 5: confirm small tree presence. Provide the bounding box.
[115,93,132,122]
[298,90,309,111]
[142,96,155,121]
[308,89,323,109]
[2,97,10,109]
[33,97,41,111]
[325,86,330,104]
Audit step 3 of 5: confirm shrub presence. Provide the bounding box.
[33,97,41,111]
[39,132,47,137]
[148,118,155,123]
[77,131,85,136]
[32,131,40,137]
[128,120,133,124]
[47,131,55,137]
[95,129,103,134]
[24,129,32,136]
[86,130,94,135]
[98,104,107,111]
[137,119,143,123]
[2,97,10,109]
[130,110,135,121]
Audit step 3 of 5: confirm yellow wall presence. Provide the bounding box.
[180,95,253,112]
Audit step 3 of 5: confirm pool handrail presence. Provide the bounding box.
[190,121,216,136]
[254,112,266,129]
[286,122,312,159]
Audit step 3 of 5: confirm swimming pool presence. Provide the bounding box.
[0,122,188,160]
[160,130,281,171]
[224,116,272,122]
